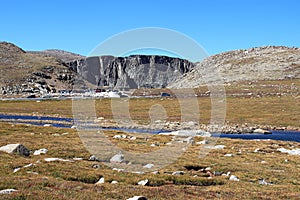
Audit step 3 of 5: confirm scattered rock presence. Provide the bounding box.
[224,154,234,157]
[33,148,48,155]
[253,128,271,134]
[204,145,226,149]
[143,163,154,169]
[0,143,30,156]
[111,180,118,184]
[213,171,223,176]
[112,168,125,172]
[129,136,137,140]
[127,196,148,200]
[137,179,148,186]
[277,148,300,155]
[27,171,39,175]
[73,157,83,161]
[196,140,207,145]
[44,158,72,162]
[229,175,240,181]
[113,135,123,139]
[258,178,273,185]
[89,155,98,161]
[110,153,124,163]
[222,172,231,177]
[92,164,101,169]
[205,167,212,171]
[254,148,260,153]
[159,130,211,137]
[172,171,185,175]
[0,189,17,194]
[95,177,105,185]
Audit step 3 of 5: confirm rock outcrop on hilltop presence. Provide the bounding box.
[0,42,76,96]
[67,55,194,89]
[169,46,300,88]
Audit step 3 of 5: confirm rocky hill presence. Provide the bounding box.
[28,49,85,62]
[169,46,300,88]
[0,42,194,96]
[0,42,76,96]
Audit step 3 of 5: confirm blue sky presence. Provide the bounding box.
[1,0,299,60]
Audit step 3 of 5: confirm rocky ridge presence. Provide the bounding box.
[28,49,85,62]
[0,42,76,96]
[169,46,300,88]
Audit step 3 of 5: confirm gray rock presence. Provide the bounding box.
[172,171,185,175]
[258,178,273,185]
[204,145,226,149]
[89,155,98,161]
[143,163,154,169]
[68,55,194,89]
[110,154,124,163]
[253,128,271,134]
[92,164,101,169]
[127,196,148,200]
[137,179,148,186]
[0,189,18,194]
[229,175,240,181]
[33,148,48,155]
[0,143,30,156]
[95,177,105,185]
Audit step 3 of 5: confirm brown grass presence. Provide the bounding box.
[0,122,299,199]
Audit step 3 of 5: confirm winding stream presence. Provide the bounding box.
[0,114,299,142]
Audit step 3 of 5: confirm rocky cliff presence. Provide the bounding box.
[67,55,194,89]
[169,46,300,88]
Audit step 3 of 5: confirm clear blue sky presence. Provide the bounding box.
[1,0,299,59]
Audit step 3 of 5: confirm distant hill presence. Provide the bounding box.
[0,41,299,97]
[28,49,85,62]
[168,46,300,88]
[0,42,76,96]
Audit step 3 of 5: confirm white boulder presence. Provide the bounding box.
[0,189,17,194]
[33,148,48,155]
[229,175,240,181]
[0,143,30,156]
[137,179,148,186]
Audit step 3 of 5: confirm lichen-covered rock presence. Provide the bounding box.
[0,143,30,156]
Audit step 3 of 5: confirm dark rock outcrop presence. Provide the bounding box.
[67,55,195,89]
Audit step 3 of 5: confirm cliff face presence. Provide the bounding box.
[67,55,195,89]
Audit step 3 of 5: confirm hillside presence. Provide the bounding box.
[28,49,85,62]
[169,46,300,88]
[0,42,76,96]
